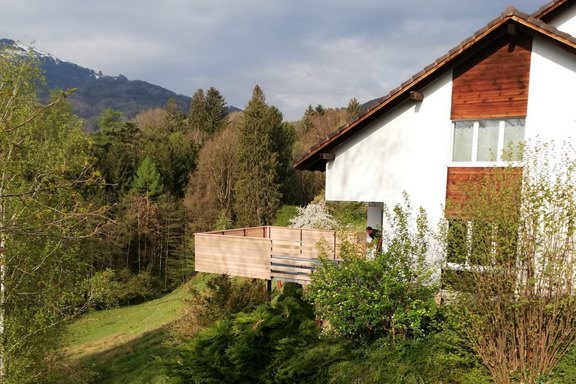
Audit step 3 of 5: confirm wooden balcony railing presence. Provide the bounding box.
[194,226,360,284]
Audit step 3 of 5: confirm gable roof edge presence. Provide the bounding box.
[294,7,576,172]
[532,0,572,21]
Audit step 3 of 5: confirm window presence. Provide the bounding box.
[446,219,518,267]
[451,118,525,163]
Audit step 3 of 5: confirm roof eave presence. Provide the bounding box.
[532,0,572,22]
[294,8,576,172]
[293,12,516,171]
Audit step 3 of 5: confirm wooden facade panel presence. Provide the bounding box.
[445,167,523,217]
[451,35,532,120]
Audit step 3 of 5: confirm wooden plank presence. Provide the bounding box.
[195,262,269,276]
[271,258,320,268]
[451,35,531,120]
[269,227,302,241]
[195,259,269,272]
[244,227,268,238]
[271,264,316,273]
[195,251,269,264]
[196,266,270,280]
[271,271,312,282]
[195,254,268,266]
[195,256,270,279]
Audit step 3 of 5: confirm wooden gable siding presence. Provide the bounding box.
[445,167,523,217]
[451,35,532,120]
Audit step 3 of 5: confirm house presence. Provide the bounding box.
[195,0,576,283]
[294,0,576,249]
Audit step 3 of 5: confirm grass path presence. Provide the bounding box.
[64,274,210,383]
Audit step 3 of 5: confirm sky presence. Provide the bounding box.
[0,0,549,121]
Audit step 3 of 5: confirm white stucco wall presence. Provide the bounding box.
[545,3,576,36]
[325,73,452,227]
[526,38,576,145]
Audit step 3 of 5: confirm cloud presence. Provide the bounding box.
[0,0,546,120]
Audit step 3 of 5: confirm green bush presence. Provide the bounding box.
[86,269,160,309]
[171,274,270,338]
[273,205,299,227]
[170,283,317,383]
[308,198,438,342]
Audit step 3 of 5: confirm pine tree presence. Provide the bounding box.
[141,100,196,197]
[92,110,142,199]
[188,87,228,145]
[132,156,164,197]
[234,85,283,226]
[346,97,365,121]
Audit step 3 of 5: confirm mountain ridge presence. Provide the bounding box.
[0,38,241,131]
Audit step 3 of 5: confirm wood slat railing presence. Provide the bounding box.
[195,226,359,284]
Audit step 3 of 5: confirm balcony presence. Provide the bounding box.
[194,226,361,284]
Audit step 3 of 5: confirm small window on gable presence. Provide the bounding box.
[451,118,525,163]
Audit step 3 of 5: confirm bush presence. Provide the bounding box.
[171,274,270,338]
[307,197,438,342]
[169,283,317,383]
[273,205,298,227]
[86,269,159,309]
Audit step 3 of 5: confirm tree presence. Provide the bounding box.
[188,87,228,145]
[443,142,576,384]
[184,124,239,232]
[346,97,365,121]
[170,283,315,383]
[91,109,142,199]
[140,100,197,198]
[234,85,286,226]
[0,50,105,383]
[132,156,164,197]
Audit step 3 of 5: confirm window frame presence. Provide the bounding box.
[449,117,525,166]
[445,218,518,271]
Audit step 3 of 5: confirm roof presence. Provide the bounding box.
[294,5,576,172]
[532,0,574,21]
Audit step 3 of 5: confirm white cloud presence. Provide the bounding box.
[0,0,547,120]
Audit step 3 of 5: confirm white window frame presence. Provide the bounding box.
[450,118,525,167]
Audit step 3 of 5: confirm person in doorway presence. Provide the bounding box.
[366,226,377,242]
[365,226,382,260]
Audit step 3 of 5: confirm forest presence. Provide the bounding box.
[4,46,576,384]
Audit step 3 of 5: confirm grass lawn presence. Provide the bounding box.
[64,273,211,383]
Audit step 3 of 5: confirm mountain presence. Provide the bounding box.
[0,39,239,131]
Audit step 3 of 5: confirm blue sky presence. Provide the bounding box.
[0,0,548,120]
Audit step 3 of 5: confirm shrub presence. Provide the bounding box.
[85,269,159,309]
[170,283,317,383]
[307,196,439,342]
[171,274,270,338]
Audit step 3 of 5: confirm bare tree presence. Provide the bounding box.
[184,124,239,232]
[444,142,576,383]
